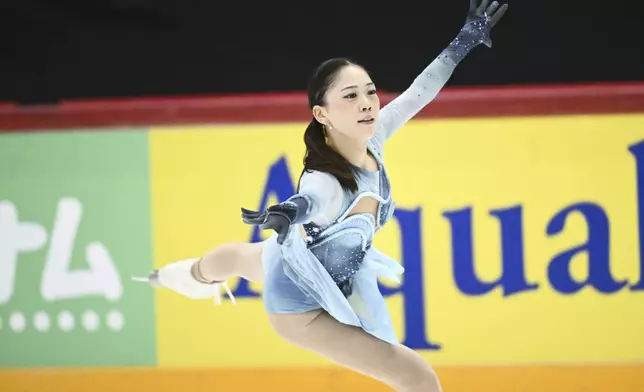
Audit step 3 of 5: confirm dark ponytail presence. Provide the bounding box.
[300,118,358,192]
[297,57,361,193]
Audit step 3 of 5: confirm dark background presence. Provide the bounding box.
[2,0,643,104]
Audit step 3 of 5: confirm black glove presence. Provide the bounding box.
[442,0,509,64]
[241,196,311,245]
[466,0,508,47]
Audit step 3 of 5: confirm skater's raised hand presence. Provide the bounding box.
[465,0,508,47]
[468,0,508,25]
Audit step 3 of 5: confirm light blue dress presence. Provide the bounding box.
[261,19,490,345]
[262,136,403,344]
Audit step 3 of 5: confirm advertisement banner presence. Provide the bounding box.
[149,114,644,367]
[0,130,156,367]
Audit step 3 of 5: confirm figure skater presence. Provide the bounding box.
[135,2,507,390]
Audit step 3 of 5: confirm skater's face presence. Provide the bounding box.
[312,64,380,143]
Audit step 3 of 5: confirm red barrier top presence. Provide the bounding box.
[1,83,644,132]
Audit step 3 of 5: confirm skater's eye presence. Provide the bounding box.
[344,92,357,99]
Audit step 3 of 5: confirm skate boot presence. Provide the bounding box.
[132,258,235,305]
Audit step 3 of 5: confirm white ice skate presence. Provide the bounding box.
[132,258,236,305]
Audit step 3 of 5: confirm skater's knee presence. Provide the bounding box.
[385,346,441,392]
[394,361,440,392]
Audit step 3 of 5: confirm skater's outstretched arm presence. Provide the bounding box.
[242,170,343,244]
[372,0,508,148]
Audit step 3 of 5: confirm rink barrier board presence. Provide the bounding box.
[1,84,644,392]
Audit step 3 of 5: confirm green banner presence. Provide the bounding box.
[0,130,156,367]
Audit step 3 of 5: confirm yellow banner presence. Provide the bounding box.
[149,114,644,367]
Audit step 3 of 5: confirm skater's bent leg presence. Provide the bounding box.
[196,242,265,283]
[268,311,441,392]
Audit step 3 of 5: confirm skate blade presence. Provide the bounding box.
[131,270,162,288]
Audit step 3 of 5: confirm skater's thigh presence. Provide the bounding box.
[268,311,437,390]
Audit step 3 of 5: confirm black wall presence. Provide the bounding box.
[3,0,643,103]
